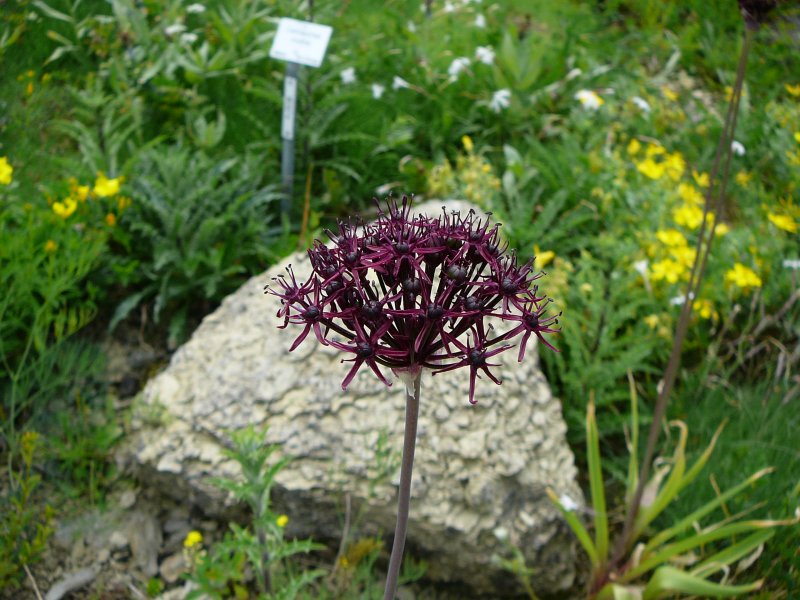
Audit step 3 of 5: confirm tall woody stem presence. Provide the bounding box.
[383,372,422,600]
[610,24,754,570]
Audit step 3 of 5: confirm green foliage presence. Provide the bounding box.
[106,144,282,345]
[187,426,324,600]
[544,384,797,599]
[0,183,105,449]
[48,391,121,503]
[0,431,54,590]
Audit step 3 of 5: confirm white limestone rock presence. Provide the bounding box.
[118,200,583,595]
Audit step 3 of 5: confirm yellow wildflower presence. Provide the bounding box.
[339,556,350,568]
[646,143,666,158]
[714,222,730,236]
[664,151,685,181]
[644,314,660,329]
[678,182,703,205]
[656,228,687,247]
[694,298,715,320]
[276,514,289,528]
[627,138,641,156]
[0,156,12,185]
[725,263,762,289]
[672,245,696,269]
[26,82,34,96]
[117,196,132,211]
[794,132,800,144]
[183,530,203,549]
[580,282,593,294]
[735,171,752,187]
[461,135,474,153]
[52,197,77,219]
[673,203,704,230]
[785,83,800,96]
[662,87,678,101]
[768,213,797,233]
[105,213,117,227]
[692,170,709,188]
[44,239,57,253]
[636,158,665,180]
[482,163,491,174]
[650,259,684,284]
[724,86,733,102]
[533,245,555,268]
[94,172,123,197]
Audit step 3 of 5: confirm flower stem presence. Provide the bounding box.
[383,372,422,600]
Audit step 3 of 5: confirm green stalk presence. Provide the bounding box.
[383,372,422,600]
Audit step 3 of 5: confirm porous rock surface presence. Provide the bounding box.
[119,200,583,596]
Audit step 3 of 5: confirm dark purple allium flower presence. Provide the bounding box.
[266,196,560,404]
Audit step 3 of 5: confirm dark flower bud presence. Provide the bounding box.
[361,300,382,320]
[468,349,486,366]
[324,280,343,295]
[356,342,374,358]
[426,304,444,320]
[402,277,421,295]
[394,242,410,254]
[446,265,467,282]
[501,277,518,294]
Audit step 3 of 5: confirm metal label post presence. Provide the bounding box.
[281,62,300,214]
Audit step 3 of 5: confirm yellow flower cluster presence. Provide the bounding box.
[649,228,697,285]
[427,136,500,204]
[183,530,203,549]
[724,263,762,289]
[765,198,799,233]
[0,156,13,185]
[51,172,128,223]
[630,142,685,182]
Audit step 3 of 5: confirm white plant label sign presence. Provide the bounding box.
[269,18,332,68]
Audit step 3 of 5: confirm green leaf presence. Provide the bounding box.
[33,0,73,23]
[109,289,149,332]
[642,565,762,599]
[547,488,599,565]
[691,529,774,579]
[587,396,609,561]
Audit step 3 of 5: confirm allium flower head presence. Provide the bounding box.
[267,197,559,404]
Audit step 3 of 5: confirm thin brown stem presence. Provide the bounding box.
[611,26,754,568]
[383,372,421,600]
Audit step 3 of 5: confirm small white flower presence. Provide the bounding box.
[489,88,511,113]
[340,67,356,85]
[444,1,456,12]
[782,258,800,270]
[164,23,187,36]
[186,3,205,13]
[631,96,651,113]
[448,57,470,78]
[475,45,494,65]
[565,68,582,81]
[633,259,649,276]
[392,76,411,90]
[574,89,604,110]
[492,526,509,542]
[559,494,579,512]
[407,20,417,33]
[474,13,486,28]
[371,83,385,99]
[731,140,746,156]
[180,32,198,44]
[670,292,695,306]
